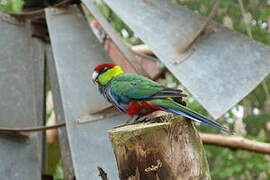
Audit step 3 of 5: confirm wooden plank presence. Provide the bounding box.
[0,13,43,180]
[45,6,127,180]
[100,0,270,119]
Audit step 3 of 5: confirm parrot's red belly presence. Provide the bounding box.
[127,101,161,116]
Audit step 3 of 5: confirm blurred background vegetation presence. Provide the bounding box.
[0,0,23,12]
[1,0,270,179]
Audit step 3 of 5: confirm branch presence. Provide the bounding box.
[200,133,270,154]
[0,122,65,134]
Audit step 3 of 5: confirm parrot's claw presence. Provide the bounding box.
[135,116,151,123]
[125,116,135,124]
[112,116,137,128]
[113,116,150,128]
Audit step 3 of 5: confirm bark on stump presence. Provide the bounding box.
[108,115,210,180]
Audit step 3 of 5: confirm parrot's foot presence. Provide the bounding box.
[113,116,150,129]
[125,116,136,124]
[113,116,137,128]
[135,116,152,123]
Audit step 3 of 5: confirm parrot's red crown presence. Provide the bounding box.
[93,63,117,72]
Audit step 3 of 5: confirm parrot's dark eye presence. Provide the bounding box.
[99,67,109,73]
[97,67,109,74]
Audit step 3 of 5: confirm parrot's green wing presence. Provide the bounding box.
[110,73,185,101]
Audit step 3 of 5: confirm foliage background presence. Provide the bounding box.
[1,0,270,179]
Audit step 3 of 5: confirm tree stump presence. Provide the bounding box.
[108,115,210,180]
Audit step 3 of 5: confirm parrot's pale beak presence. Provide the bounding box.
[92,71,99,84]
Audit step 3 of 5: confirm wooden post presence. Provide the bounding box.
[108,115,210,180]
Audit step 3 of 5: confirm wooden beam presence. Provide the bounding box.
[131,44,153,55]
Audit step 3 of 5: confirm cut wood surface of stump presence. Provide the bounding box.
[108,115,210,180]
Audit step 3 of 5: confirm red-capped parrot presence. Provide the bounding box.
[92,63,230,134]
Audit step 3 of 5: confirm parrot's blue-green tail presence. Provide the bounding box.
[149,99,232,134]
[167,109,231,134]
